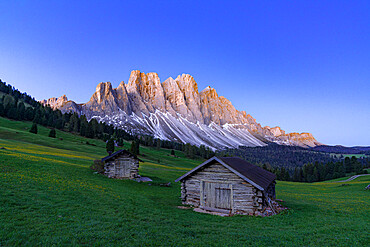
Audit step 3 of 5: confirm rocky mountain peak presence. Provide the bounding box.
[42,69,321,149]
[41,94,69,110]
[200,86,218,99]
[174,74,202,123]
[240,111,248,118]
[264,126,284,137]
[125,70,166,114]
[146,72,160,82]
[117,81,126,89]
[175,74,199,93]
[114,81,132,114]
[94,82,113,103]
[162,77,190,118]
[162,77,176,87]
[60,94,68,101]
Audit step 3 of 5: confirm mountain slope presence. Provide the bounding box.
[41,70,321,150]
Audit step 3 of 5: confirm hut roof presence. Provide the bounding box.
[175,156,276,191]
[101,149,142,162]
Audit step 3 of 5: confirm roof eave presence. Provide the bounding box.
[101,149,141,162]
[174,156,266,191]
[215,157,265,191]
[174,157,218,182]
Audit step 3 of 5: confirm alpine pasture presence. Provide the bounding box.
[0,117,369,246]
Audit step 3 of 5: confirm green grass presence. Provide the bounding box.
[331,153,369,158]
[0,117,369,246]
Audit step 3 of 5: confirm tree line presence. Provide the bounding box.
[270,156,368,182]
[218,143,369,182]
[217,143,340,169]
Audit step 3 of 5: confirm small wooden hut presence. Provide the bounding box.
[101,149,140,179]
[175,156,276,216]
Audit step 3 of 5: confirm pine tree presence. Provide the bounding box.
[184,143,191,158]
[71,113,80,133]
[86,121,95,138]
[106,138,115,154]
[17,102,25,120]
[171,149,175,156]
[55,118,64,129]
[3,95,14,109]
[130,140,137,156]
[206,147,214,159]
[135,140,140,155]
[283,168,291,181]
[188,145,195,159]
[156,139,161,150]
[262,164,267,170]
[293,167,301,182]
[117,138,124,147]
[33,112,41,124]
[337,162,346,177]
[41,116,48,126]
[80,119,88,137]
[344,157,352,173]
[0,104,4,116]
[6,107,17,119]
[313,167,319,182]
[25,107,34,121]
[30,123,38,134]
[199,145,206,158]
[48,128,56,138]
[350,156,361,174]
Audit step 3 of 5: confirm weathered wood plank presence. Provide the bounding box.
[180,161,271,216]
[200,206,231,214]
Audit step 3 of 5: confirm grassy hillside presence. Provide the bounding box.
[0,117,369,246]
[332,153,369,158]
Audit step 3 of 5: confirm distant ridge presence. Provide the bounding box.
[41,70,321,150]
[310,145,370,154]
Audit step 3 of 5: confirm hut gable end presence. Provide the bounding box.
[176,156,277,216]
[101,150,140,179]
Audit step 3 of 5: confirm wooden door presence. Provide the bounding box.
[215,184,231,210]
[115,163,122,177]
[122,160,131,178]
[201,181,232,211]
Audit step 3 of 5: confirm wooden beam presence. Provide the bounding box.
[200,206,231,214]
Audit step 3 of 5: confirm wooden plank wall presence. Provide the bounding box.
[104,154,139,179]
[181,162,267,215]
[266,182,276,200]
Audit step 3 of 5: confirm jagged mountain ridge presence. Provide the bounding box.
[41,70,321,150]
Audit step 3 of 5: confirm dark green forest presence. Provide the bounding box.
[218,144,338,168]
[218,144,369,182]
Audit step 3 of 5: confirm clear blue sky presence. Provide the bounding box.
[0,1,369,146]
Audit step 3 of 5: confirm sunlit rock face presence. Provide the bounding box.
[126,70,166,115]
[40,95,69,110]
[162,77,186,117]
[41,70,321,150]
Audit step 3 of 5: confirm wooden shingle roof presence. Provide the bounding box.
[101,149,142,162]
[218,157,276,190]
[175,156,276,191]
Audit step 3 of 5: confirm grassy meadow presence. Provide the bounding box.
[332,153,369,159]
[0,117,369,246]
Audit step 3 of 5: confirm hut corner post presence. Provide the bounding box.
[130,159,140,179]
[180,181,187,204]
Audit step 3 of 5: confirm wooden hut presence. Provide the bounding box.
[175,156,276,216]
[101,149,140,179]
